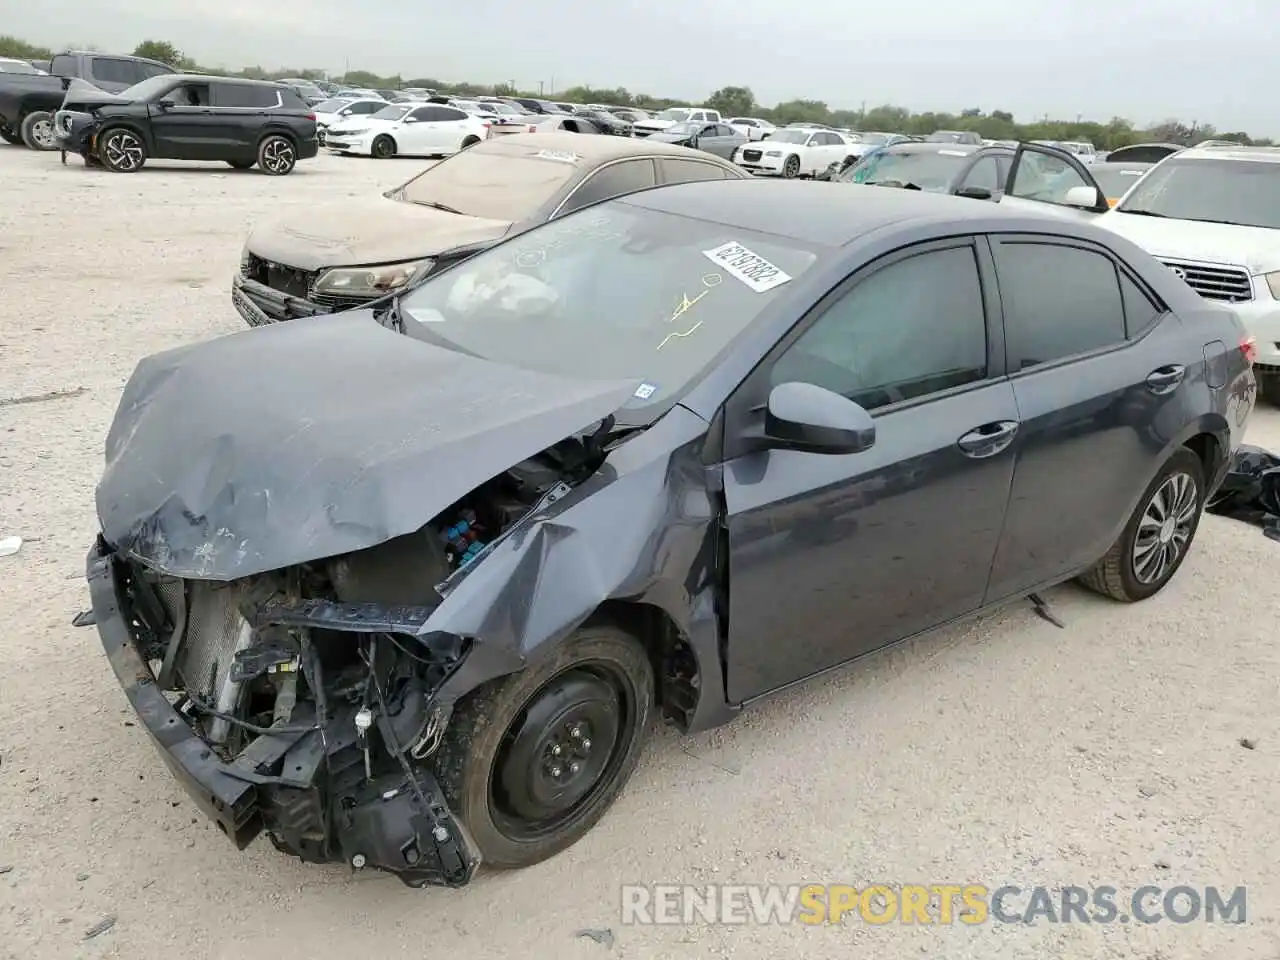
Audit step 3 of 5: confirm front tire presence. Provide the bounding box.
[0,125,21,145]
[20,111,57,151]
[1077,448,1205,602]
[97,127,147,172]
[782,154,800,178]
[460,135,481,150]
[227,160,255,170]
[370,134,396,159]
[434,623,653,869]
[257,134,297,175]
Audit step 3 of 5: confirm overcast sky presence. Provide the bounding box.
[8,0,1277,134]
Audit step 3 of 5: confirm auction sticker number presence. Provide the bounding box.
[702,242,792,293]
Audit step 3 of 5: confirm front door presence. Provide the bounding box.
[148,82,219,159]
[983,233,1182,601]
[720,238,1019,703]
[999,143,1109,220]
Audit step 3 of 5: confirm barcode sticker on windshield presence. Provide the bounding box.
[536,149,581,163]
[702,242,792,293]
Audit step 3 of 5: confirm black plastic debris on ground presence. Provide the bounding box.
[1207,445,1280,542]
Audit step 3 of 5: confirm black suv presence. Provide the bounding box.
[55,74,319,174]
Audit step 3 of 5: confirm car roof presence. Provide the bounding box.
[495,130,743,164]
[880,141,988,155]
[165,74,290,87]
[618,178,1084,247]
[1174,145,1280,163]
[1091,160,1154,171]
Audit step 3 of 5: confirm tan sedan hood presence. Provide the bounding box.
[245,195,515,271]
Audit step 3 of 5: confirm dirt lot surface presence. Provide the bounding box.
[1,143,1278,960]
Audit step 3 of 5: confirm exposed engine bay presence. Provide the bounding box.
[110,434,606,886]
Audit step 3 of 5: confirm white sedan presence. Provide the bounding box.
[733,128,856,178]
[727,117,775,141]
[325,103,491,159]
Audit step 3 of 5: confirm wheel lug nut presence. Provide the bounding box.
[581,739,591,750]
[570,726,582,738]
[569,762,580,774]
[550,765,563,778]
[551,744,562,756]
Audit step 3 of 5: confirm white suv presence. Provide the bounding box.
[1097,145,1280,398]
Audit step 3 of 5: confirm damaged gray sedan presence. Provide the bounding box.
[88,180,1254,887]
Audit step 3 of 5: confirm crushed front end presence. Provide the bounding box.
[87,537,479,887]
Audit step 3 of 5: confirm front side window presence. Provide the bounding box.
[398,199,820,420]
[961,156,1001,192]
[770,245,989,410]
[993,241,1126,368]
[1116,157,1280,229]
[1009,148,1091,205]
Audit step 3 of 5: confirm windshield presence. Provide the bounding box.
[840,149,969,189]
[0,58,38,74]
[766,129,812,144]
[663,121,701,135]
[117,75,179,102]
[486,102,520,115]
[1090,165,1149,200]
[656,108,692,121]
[399,201,818,419]
[313,98,349,113]
[394,140,585,221]
[371,105,412,121]
[1118,158,1280,229]
[858,133,890,145]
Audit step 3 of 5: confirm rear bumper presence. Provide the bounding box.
[87,540,479,886]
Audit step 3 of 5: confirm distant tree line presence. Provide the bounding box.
[1,34,1269,149]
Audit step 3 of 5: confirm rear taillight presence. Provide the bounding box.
[306,113,316,121]
[527,124,536,133]
[1240,335,1257,365]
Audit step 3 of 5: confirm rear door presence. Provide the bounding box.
[696,124,738,158]
[983,233,1183,601]
[999,143,1109,220]
[209,82,279,159]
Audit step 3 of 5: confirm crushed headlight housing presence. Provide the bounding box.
[1264,271,1280,299]
[313,259,434,298]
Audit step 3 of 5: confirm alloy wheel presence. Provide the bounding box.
[488,664,635,843]
[103,131,144,171]
[30,117,57,149]
[1131,471,1198,585]
[784,155,800,178]
[260,138,295,174]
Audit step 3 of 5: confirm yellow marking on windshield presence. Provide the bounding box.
[657,320,704,351]
[656,288,712,351]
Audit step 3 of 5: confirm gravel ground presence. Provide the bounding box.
[1,143,1279,960]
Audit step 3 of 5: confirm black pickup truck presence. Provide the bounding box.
[0,51,173,149]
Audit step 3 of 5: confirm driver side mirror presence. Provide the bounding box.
[762,382,876,455]
[1064,184,1105,210]
[403,116,418,123]
[956,185,993,201]
[156,98,175,109]
[340,109,353,116]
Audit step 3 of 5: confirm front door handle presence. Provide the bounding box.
[1146,364,1186,394]
[957,420,1019,458]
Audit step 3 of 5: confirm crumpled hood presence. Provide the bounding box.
[634,118,678,131]
[245,195,515,271]
[646,131,691,144]
[96,312,639,580]
[1097,211,1280,276]
[60,77,130,111]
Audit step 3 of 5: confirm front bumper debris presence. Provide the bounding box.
[231,273,330,326]
[87,539,480,887]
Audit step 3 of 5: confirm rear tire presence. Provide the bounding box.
[370,134,396,159]
[433,623,653,869]
[257,134,297,175]
[20,111,57,151]
[1076,448,1205,602]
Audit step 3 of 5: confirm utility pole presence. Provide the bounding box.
[538,79,544,95]
[550,74,556,95]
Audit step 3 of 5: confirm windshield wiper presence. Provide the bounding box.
[1118,209,1168,218]
[869,180,923,191]
[413,200,464,215]
[1179,216,1265,227]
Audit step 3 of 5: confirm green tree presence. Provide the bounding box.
[0,34,53,59]
[772,98,829,125]
[133,39,184,66]
[706,85,754,117]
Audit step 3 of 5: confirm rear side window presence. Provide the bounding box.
[660,158,730,183]
[138,62,170,79]
[1120,272,1161,336]
[90,57,139,85]
[559,159,656,214]
[347,101,382,115]
[993,240,1127,369]
[50,54,76,78]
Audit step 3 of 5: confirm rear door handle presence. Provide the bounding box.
[957,420,1019,458]
[1146,364,1186,394]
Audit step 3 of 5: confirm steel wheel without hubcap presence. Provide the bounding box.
[22,112,58,150]
[1132,471,1198,584]
[258,136,296,175]
[100,130,145,171]
[490,665,630,842]
[783,154,800,178]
